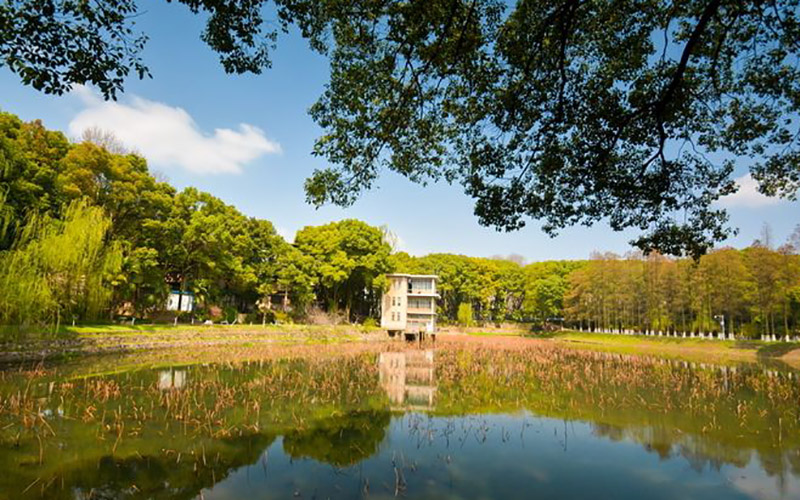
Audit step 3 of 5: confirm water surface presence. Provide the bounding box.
[0,343,798,499]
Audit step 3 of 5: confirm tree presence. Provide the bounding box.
[4,1,800,256]
[0,112,71,249]
[275,244,316,318]
[293,219,392,320]
[154,188,262,312]
[302,0,800,257]
[743,245,782,336]
[0,112,296,325]
[0,200,122,330]
[79,127,133,156]
[58,143,176,242]
[699,248,750,334]
[524,274,565,324]
[756,222,775,249]
[456,302,473,327]
[788,224,800,255]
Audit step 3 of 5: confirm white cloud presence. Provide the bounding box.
[68,86,281,174]
[718,173,782,208]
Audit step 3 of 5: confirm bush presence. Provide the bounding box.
[306,306,345,325]
[223,306,238,323]
[362,317,378,328]
[207,305,223,321]
[457,302,474,327]
[250,310,274,324]
[738,323,761,339]
[274,310,291,324]
[191,307,209,322]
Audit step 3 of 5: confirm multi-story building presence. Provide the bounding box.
[380,274,439,335]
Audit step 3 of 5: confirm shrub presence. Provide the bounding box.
[223,306,238,323]
[306,306,345,325]
[274,310,291,324]
[457,302,474,327]
[207,305,223,321]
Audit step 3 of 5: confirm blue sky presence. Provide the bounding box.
[1,3,798,261]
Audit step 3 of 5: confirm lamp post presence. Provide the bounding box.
[713,314,725,339]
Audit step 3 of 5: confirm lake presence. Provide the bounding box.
[0,340,798,499]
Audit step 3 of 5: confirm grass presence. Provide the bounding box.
[464,330,523,337]
[3,322,799,367]
[0,322,386,363]
[530,329,800,365]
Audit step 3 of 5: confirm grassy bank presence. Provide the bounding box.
[0,323,384,363]
[2,323,800,368]
[549,330,800,366]
[458,329,800,366]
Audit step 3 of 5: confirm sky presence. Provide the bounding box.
[1,3,798,262]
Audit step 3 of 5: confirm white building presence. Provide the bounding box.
[380,274,439,335]
[166,291,194,312]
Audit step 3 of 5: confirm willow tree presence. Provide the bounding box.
[0,201,122,332]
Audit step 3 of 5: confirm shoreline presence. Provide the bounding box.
[1,325,799,368]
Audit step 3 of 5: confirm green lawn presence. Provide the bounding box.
[538,329,800,364]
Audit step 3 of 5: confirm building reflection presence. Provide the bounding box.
[378,350,436,410]
[158,368,187,390]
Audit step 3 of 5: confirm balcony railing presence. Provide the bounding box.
[407,307,436,314]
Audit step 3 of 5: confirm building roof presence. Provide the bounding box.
[386,273,439,280]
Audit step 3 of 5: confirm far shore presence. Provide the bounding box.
[1,324,799,369]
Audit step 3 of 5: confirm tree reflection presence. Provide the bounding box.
[282,410,391,467]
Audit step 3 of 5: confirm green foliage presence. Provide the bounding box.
[0,200,122,330]
[0,0,274,98]
[0,111,290,330]
[293,219,392,321]
[5,2,800,255]
[3,110,798,341]
[0,112,70,249]
[457,302,474,327]
[565,247,800,337]
[392,253,583,325]
[295,0,800,257]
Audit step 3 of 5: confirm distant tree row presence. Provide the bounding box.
[566,245,800,338]
[390,252,583,325]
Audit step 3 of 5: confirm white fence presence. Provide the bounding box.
[576,327,799,342]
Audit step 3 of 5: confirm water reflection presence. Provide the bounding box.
[158,369,186,390]
[0,344,799,498]
[378,350,436,409]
